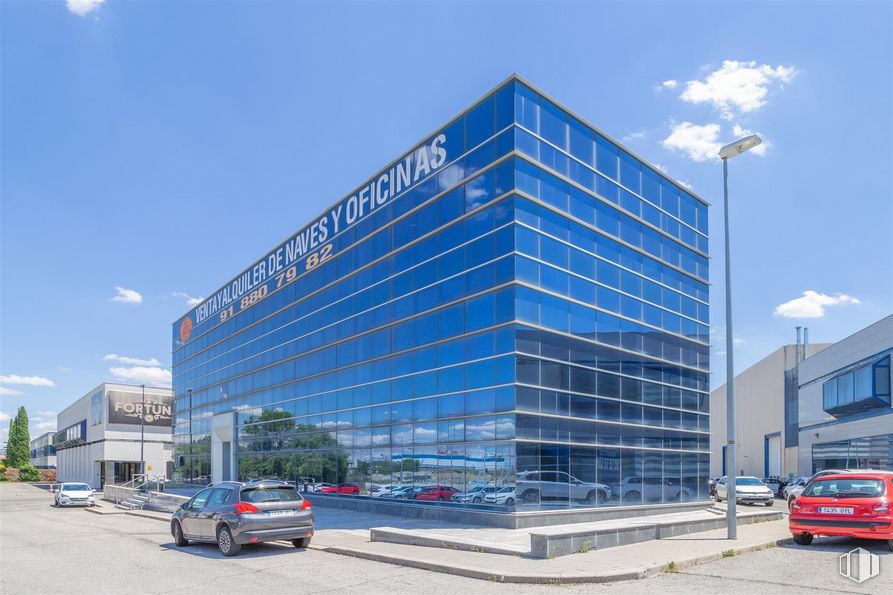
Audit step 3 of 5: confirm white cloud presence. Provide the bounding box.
[111,286,142,304]
[661,122,722,161]
[0,374,55,387]
[33,421,57,432]
[172,291,203,307]
[680,60,796,119]
[66,0,105,17]
[622,130,647,142]
[677,179,694,190]
[0,387,23,396]
[774,290,862,319]
[109,366,172,386]
[58,366,73,373]
[658,80,678,90]
[731,124,769,156]
[0,412,10,423]
[104,354,162,367]
[35,410,56,418]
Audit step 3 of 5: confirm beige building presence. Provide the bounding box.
[710,343,830,479]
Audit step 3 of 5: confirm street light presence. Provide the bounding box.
[719,133,762,540]
[140,384,146,480]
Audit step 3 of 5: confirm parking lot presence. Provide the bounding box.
[1,482,890,594]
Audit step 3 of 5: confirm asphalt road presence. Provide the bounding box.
[1,483,890,594]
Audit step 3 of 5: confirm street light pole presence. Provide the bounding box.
[718,134,762,541]
[140,384,146,479]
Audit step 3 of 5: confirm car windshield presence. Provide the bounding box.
[241,487,301,503]
[498,487,514,493]
[735,478,764,486]
[803,478,886,498]
[63,484,91,491]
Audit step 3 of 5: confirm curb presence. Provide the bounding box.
[311,534,795,584]
[314,544,645,584]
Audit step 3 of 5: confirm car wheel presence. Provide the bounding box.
[291,537,312,548]
[715,494,723,502]
[793,533,813,546]
[472,497,482,504]
[352,490,359,496]
[788,497,795,511]
[624,490,641,503]
[437,496,446,501]
[171,520,189,547]
[765,500,774,507]
[521,490,539,504]
[217,525,241,557]
[888,539,893,552]
[505,497,515,506]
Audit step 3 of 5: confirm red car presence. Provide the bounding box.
[319,484,360,495]
[414,485,459,501]
[790,472,893,551]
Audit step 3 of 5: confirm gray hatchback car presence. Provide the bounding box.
[170,480,313,556]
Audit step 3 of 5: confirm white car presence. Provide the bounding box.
[714,476,774,506]
[515,471,610,505]
[53,482,96,507]
[782,477,809,500]
[483,486,516,506]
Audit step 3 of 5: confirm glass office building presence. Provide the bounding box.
[171,76,711,511]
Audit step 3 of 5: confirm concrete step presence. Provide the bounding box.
[371,507,783,559]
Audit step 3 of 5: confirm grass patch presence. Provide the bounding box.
[664,561,678,573]
[577,540,593,554]
[722,549,736,558]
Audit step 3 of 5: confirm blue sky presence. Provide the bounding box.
[1,1,891,443]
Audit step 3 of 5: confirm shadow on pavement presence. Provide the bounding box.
[159,541,310,559]
[780,536,893,556]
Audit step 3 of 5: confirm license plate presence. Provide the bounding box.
[267,510,293,516]
[818,506,854,515]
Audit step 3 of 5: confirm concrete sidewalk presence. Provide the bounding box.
[311,518,793,584]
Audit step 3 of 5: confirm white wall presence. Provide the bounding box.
[55,383,174,489]
[710,344,831,478]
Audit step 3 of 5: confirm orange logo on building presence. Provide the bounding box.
[179,316,193,342]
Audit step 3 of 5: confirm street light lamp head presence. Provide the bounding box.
[719,134,762,159]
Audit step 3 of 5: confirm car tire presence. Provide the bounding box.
[888,539,893,552]
[788,497,795,511]
[793,533,813,546]
[715,494,723,502]
[352,490,359,496]
[521,490,539,504]
[765,500,774,507]
[624,490,641,503]
[437,496,446,501]
[291,537,312,548]
[472,497,482,504]
[171,520,189,547]
[217,525,241,557]
[505,497,515,506]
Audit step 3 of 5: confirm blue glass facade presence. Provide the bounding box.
[171,76,711,510]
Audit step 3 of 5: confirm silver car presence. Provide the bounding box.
[53,483,96,507]
[785,469,877,509]
[714,476,774,506]
[170,480,313,556]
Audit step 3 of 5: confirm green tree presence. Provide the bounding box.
[6,407,31,468]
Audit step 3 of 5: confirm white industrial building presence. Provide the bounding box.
[711,315,892,479]
[55,383,174,489]
[29,431,56,469]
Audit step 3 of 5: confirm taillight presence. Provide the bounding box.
[234,502,259,514]
[873,500,889,513]
[300,499,312,510]
[791,498,801,511]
